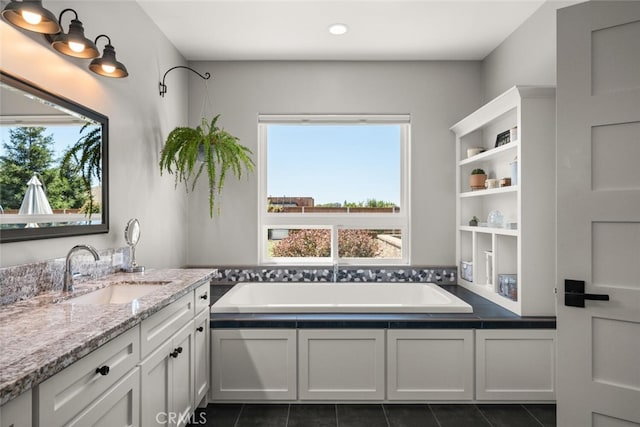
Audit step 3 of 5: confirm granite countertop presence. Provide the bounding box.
[0,268,214,406]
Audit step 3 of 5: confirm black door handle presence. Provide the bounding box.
[564,279,610,307]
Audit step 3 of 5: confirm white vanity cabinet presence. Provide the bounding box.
[35,325,140,427]
[0,390,32,427]
[139,283,211,427]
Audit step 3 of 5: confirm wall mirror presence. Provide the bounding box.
[0,70,109,242]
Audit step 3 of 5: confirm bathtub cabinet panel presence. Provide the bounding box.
[210,329,297,400]
[476,329,556,401]
[298,329,385,400]
[387,330,474,400]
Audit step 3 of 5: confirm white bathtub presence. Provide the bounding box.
[211,282,473,313]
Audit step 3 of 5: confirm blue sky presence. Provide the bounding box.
[0,125,86,162]
[267,124,401,205]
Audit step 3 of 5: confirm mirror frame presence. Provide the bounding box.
[0,70,109,243]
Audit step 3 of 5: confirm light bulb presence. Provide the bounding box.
[328,23,348,35]
[101,64,116,74]
[68,41,85,53]
[21,10,42,25]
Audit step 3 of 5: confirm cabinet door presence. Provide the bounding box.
[140,340,172,427]
[171,322,195,427]
[194,310,209,407]
[298,329,385,400]
[0,390,31,427]
[66,368,140,427]
[387,329,474,400]
[476,329,556,401]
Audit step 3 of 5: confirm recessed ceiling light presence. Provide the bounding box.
[328,23,348,36]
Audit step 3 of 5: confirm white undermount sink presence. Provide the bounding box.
[62,281,170,305]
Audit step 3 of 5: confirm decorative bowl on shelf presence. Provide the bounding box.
[466,147,484,158]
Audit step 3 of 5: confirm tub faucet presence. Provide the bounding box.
[63,245,100,293]
[332,263,339,283]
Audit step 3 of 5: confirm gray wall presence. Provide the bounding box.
[481,1,578,101]
[0,1,189,268]
[184,61,482,266]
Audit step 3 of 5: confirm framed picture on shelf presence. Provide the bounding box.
[495,129,511,147]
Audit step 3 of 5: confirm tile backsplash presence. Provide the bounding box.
[0,247,129,305]
[1,256,456,306]
[211,266,457,283]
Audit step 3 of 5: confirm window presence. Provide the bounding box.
[258,115,410,265]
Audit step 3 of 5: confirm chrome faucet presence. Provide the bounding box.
[63,245,100,292]
[332,262,339,283]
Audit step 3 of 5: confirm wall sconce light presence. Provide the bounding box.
[49,8,98,59]
[1,0,61,34]
[89,35,128,78]
[159,66,211,97]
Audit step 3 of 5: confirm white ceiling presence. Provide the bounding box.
[136,0,548,61]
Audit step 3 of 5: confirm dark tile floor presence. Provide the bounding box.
[189,403,556,427]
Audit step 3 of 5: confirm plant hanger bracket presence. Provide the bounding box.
[159,66,211,97]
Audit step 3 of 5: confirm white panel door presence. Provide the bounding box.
[557,2,640,426]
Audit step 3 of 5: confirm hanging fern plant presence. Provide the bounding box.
[159,115,254,218]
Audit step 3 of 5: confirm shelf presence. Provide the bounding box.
[453,86,556,317]
[460,186,518,198]
[459,226,518,236]
[459,141,518,166]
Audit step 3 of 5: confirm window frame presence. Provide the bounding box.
[258,114,411,266]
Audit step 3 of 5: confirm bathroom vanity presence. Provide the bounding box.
[0,269,213,427]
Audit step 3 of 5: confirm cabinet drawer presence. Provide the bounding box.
[37,325,140,427]
[141,291,194,358]
[66,367,139,427]
[194,282,210,314]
